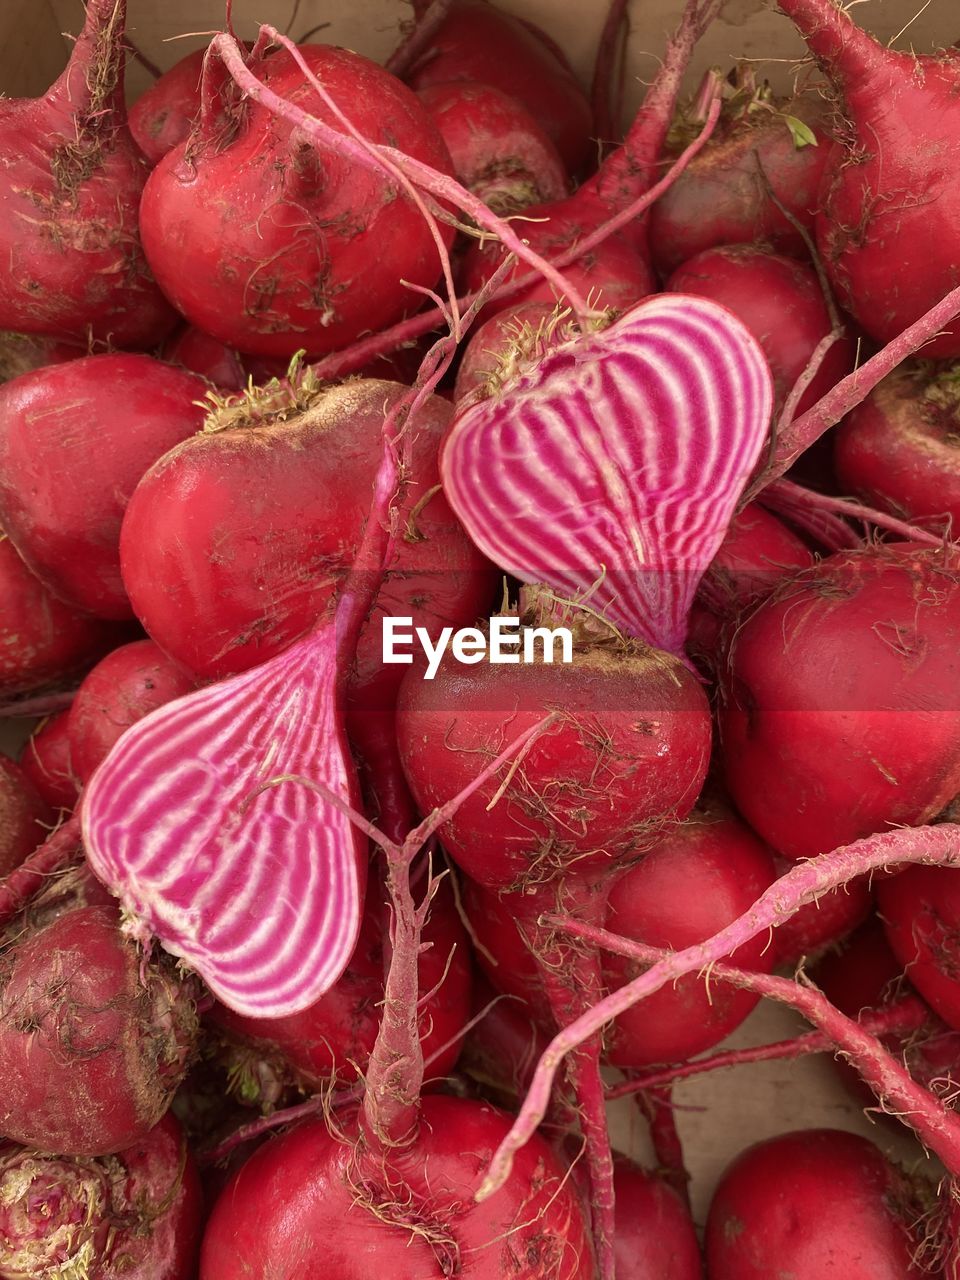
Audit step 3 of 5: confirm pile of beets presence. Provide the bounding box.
[4,0,960,1275]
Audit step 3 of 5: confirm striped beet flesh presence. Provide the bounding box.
[439,294,773,653]
[81,623,366,1018]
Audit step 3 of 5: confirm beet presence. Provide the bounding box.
[209,879,472,1100]
[417,81,568,214]
[835,364,960,533]
[397,634,711,892]
[648,90,831,274]
[0,532,119,698]
[0,755,53,877]
[18,712,79,812]
[199,1097,594,1279]
[666,245,856,418]
[162,324,249,393]
[452,301,561,407]
[119,379,494,702]
[774,862,873,966]
[0,899,198,1155]
[67,639,195,783]
[0,355,210,619]
[129,47,205,165]
[405,1,593,174]
[603,804,777,1066]
[612,1157,702,1280]
[0,1113,202,1278]
[0,0,175,346]
[778,0,960,356]
[705,1129,931,1278]
[139,44,455,360]
[878,866,960,1032]
[720,547,960,858]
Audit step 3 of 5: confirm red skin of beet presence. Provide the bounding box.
[778,0,960,356]
[209,879,473,1096]
[666,246,856,417]
[705,1129,929,1278]
[199,1097,594,1279]
[612,1157,702,1280]
[835,365,960,533]
[0,0,175,347]
[773,859,872,965]
[397,639,712,892]
[129,47,205,165]
[67,639,196,783]
[0,1113,202,1278]
[162,324,249,393]
[0,534,120,698]
[720,547,960,859]
[119,380,495,700]
[603,806,777,1066]
[0,903,197,1156]
[460,878,550,1024]
[140,45,455,360]
[648,97,831,275]
[405,1,592,175]
[19,711,79,812]
[0,355,209,620]
[686,502,813,662]
[878,866,960,1032]
[0,755,53,878]
[417,81,568,215]
[452,301,559,407]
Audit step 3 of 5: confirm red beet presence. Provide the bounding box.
[459,975,548,1105]
[835,364,960,533]
[612,1157,702,1280]
[140,44,454,360]
[119,379,494,700]
[720,547,960,858]
[0,0,175,346]
[0,755,53,877]
[162,324,249,393]
[397,634,712,892]
[67,639,196,783]
[774,861,873,965]
[452,301,561,407]
[129,47,205,165]
[0,897,198,1155]
[209,879,472,1099]
[778,0,960,355]
[878,866,960,1032]
[603,804,777,1066]
[460,877,549,1023]
[648,89,831,275]
[0,355,209,619]
[19,712,79,812]
[199,1097,594,1279]
[0,533,118,697]
[686,502,813,662]
[418,81,568,214]
[666,246,856,417]
[0,1113,202,1278]
[405,1,592,174]
[705,1129,930,1278]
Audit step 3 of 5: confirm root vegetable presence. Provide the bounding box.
[129,47,206,165]
[18,712,79,812]
[0,756,53,878]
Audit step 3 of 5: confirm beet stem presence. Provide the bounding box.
[477,822,960,1196]
[385,0,456,78]
[763,479,945,550]
[635,1087,691,1206]
[0,813,81,928]
[776,0,889,89]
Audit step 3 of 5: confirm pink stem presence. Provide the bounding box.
[0,689,77,718]
[591,0,631,144]
[636,1087,690,1205]
[775,0,891,90]
[475,822,960,1198]
[385,0,455,77]
[309,99,721,382]
[749,283,960,499]
[607,995,931,1098]
[764,479,945,549]
[758,481,862,551]
[0,814,82,927]
[556,920,960,1172]
[213,30,598,324]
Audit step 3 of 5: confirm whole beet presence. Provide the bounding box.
[0,756,53,877]
[0,900,198,1155]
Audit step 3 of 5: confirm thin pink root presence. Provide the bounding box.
[764,479,946,549]
[0,813,82,927]
[636,1086,691,1206]
[758,479,862,552]
[607,995,931,1098]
